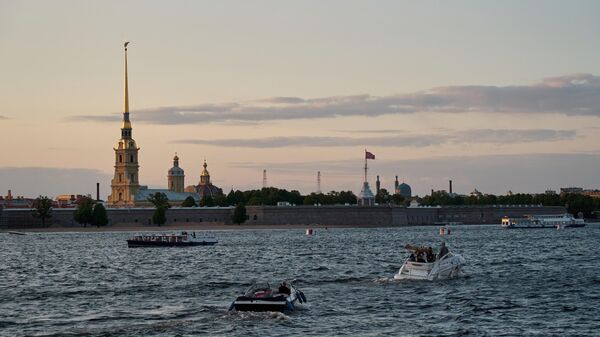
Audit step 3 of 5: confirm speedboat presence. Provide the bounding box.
[229,281,307,312]
[127,231,217,247]
[394,244,465,281]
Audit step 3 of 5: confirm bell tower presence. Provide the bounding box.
[108,42,140,206]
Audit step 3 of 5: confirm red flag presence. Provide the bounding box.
[366,151,375,160]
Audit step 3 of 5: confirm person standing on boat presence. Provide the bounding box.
[438,242,449,259]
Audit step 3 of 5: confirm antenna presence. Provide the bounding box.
[317,171,322,194]
[263,169,267,189]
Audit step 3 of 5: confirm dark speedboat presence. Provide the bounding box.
[126,231,217,248]
[229,281,307,312]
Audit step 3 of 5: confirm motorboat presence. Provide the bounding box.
[229,281,307,312]
[127,231,217,247]
[8,231,27,235]
[394,243,465,281]
[501,214,585,229]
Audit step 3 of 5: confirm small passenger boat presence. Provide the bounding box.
[8,231,27,235]
[126,231,217,248]
[229,281,307,312]
[394,243,465,281]
[501,214,585,229]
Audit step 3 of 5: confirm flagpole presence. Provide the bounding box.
[364,149,368,183]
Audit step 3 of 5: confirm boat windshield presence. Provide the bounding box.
[245,283,272,296]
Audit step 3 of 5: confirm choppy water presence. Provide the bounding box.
[1,225,599,336]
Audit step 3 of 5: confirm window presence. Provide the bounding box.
[130,155,134,162]
[118,192,122,200]
[119,155,123,163]
[119,174,122,182]
[130,174,135,182]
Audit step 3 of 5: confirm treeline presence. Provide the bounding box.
[182,187,359,207]
[420,191,600,217]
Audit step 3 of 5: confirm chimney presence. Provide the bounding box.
[96,182,100,201]
[449,180,453,194]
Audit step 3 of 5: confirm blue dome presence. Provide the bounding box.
[397,183,412,198]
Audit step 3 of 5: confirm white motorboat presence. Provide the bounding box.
[394,243,465,281]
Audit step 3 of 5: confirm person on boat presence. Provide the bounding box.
[426,247,435,262]
[409,252,416,262]
[278,282,291,295]
[438,241,449,259]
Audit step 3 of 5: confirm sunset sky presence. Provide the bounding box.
[1,1,600,199]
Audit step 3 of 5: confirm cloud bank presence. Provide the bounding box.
[0,167,111,198]
[73,74,600,124]
[176,129,576,148]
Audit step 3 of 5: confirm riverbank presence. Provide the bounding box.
[0,222,398,233]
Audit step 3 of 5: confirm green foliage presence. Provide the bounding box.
[232,203,247,225]
[152,206,167,226]
[375,188,391,204]
[200,195,215,207]
[181,196,197,207]
[418,191,599,218]
[213,194,228,207]
[303,191,358,205]
[147,192,171,209]
[32,195,53,227]
[91,203,108,227]
[147,192,170,226]
[74,196,94,227]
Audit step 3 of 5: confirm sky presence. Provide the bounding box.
[1,0,600,199]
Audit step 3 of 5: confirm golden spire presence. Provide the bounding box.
[122,42,132,130]
[124,41,129,114]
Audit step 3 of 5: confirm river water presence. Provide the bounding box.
[1,225,599,336]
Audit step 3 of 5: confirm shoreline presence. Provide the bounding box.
[1,223,403,233]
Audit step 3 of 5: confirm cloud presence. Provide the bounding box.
[72,74,600,124]
[0,167,111,199]
[175,129,576,148]
[0,116,8,120]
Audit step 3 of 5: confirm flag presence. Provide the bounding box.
[366,151,375,160]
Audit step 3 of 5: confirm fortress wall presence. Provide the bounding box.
[0,205,567,229]
[246,205,393,226]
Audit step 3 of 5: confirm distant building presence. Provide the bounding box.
[560,187,583,195]
[545,189,557,195]
[55,194,92,208]
[358,181,375,206]
[375,175,381,195]
[185,160,223,199]
[470,189,483,197]
[582,189,600,198]
[168,153,185,193]
[396,182,412,199]
[0,190,34,208]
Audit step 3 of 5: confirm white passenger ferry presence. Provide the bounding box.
[501,214,585,229]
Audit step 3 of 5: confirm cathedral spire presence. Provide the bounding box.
[121,42,132,137]
[124,41,130,115]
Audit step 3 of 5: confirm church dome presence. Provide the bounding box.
[397,182,412,198]
[168,153,184,176]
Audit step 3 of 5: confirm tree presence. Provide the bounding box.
[148,192,170,226]
[181,196,197,207]
[91,203,108,227]
[152,206,167,226]
[74,196,94,227]
[213,194,228,207]
[147,192,170,209]
[32,195,53,227]
[232,203,247,225]
[200,195,215,207]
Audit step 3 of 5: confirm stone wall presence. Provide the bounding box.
[0,204,567,229]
